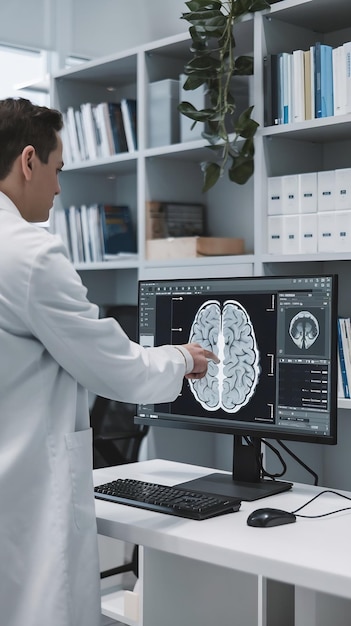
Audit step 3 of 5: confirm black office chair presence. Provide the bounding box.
[91,305,149,578]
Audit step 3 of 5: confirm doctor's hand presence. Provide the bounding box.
[181,343,220,380]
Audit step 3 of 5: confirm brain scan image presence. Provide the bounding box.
[289,310,319,350]
[188,299,260,413]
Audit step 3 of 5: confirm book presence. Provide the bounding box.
[314,42,333,118]
[80,204,92,263]
[303,49,312,120]
[120,98,137,151]
[264,54,281,126]
[80,103,98,160]
[281,52,292,124]
[292,49,305,123]
[74,109,88,160]
[87,203,104,262]
[108,102,128,153]
[99,204,137,256]
[94,102,113,158]
[343,41,351,116]
[309,44,315,120]
[67,205,80,264]
[337,317,350,399]
[66,107,81,162]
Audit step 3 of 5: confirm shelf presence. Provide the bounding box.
[261,116,351,143]
[262,253,351,264]
[101,586,138,625]
[267,0,350,33]
[338,398,351,410]
[62,153,137,175]
[75,257,139,271]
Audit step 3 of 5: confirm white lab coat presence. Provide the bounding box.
[0,192,188,626]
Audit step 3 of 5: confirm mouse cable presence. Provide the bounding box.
[258,438,287,479]
[291,489,351,519]
[277,439,319,486]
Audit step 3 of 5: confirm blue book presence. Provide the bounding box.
[314,42,334,118]
[337,318,350,398]
[99,204,137,256]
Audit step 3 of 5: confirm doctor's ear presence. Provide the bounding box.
[21,145,35,180]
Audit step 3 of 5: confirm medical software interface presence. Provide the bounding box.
[138,276,334,437]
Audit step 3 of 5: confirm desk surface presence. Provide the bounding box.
[94,459,351,599]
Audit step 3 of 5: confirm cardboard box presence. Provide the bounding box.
[146,237,198,260]
[145,237,245,260]
[196,237,244,256]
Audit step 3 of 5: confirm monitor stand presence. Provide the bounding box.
[176,435,293,502]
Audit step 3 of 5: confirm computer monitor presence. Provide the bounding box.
[135,274,338,501]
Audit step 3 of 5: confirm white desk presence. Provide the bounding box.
[94,459,351,626]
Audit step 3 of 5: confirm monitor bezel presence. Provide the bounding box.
[135,273,338,446]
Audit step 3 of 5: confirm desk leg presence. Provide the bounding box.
[141,548,259,626]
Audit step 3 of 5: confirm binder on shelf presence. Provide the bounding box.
[298,172,317,214]
[299,214,318,254]
[120,98,137,151]
[317,170,336,212]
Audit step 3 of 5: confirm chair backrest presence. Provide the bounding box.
[90,305,149,469]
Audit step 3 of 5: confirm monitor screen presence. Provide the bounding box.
[136,274,338,500]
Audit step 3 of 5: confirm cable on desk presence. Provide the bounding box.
[291,489,351,519]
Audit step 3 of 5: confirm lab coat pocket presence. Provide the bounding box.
[65,428,96,531]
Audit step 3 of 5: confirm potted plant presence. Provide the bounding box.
[178,0,270,191]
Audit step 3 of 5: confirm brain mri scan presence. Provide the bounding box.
[289,310,319,350]
[188,299,260,413]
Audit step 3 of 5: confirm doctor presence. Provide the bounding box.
[0,97,218,626]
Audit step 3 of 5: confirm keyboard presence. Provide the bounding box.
[94,478,241,520]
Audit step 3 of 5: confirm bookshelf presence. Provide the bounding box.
[50,1,351,414]
[49,2,351,622]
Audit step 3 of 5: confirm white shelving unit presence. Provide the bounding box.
[50,1,351,622]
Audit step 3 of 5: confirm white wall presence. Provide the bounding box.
[0,0,188,63]
[70,0,188,59]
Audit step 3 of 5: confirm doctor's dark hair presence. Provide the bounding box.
[0,97,63,180]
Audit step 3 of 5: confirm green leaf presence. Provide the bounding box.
[228,155,254,185]
[202,162,221,192]
[233,55,254,76]
[177,102,215,122]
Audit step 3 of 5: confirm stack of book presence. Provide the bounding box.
[53,204,137,264]
[62,99,137,163]
[264,40,351,126]
[337,317,351,399]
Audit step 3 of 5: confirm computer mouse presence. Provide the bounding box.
[247,507,297,528]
